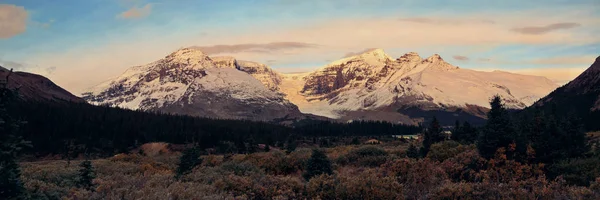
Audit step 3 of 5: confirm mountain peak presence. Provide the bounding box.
[397,52,422,62]
[351,48,393,63]
[425,54,444,62]
[163,47,213,67]
[168,47,208,58]
[593,56,600,69]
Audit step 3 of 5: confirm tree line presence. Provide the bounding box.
[6,98,421,157]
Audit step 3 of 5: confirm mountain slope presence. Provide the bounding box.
[280,49,558,125]
[0,66,84,103]
[531,56,600,130]
[83,48,303,122]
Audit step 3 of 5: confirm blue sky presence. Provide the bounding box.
[0,0,599,93]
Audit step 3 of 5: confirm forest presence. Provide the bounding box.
[5,95,421,157]
[3,86,600,199]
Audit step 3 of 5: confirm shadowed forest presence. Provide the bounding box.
[3,86,600,199]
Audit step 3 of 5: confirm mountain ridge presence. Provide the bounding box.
[83,48,559,125]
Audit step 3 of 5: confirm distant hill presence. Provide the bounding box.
[0,66,84,103]
[529,56,600,131]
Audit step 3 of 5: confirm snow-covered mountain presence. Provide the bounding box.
[83,47,559,125]
[279,49,558,125]
[83,48,304,122]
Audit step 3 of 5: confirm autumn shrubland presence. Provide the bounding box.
[16,139,600,200]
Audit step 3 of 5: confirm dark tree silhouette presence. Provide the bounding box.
[76,160,96,190]
[0,76,31,199]
[303,149,333,180]
[421,117,445,156]
[477,95,517,159]
[175,147,202,179]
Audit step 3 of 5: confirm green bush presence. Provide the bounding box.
[337,146,389,167]
[548,157,600,186]
[426,141,473,162]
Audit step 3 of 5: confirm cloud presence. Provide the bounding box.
[527,55,597,65]
[342,48,379,58]
[190,42,318,55]
[484,67,587,85]
[45,66,56,75]
[511,22,581,35]
[478,58,491,62]
[398,17,495,25]
[0,4,28,38]
[117,4,152,19]
[0,59,26,71]
[452,55,469,61]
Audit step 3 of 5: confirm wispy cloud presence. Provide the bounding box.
[190,42,319,55]
[452,55,469,61]
[0,59,26,71]
[527,55,597,65]
[398,17,495,25]
[117,4,152,19]
[0,4,28,38]
[511,22,581,35]
[343,48,378,58]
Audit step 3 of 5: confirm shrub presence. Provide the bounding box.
[547,156,600,186]
[337,146,389,167]
[220,161,263,177]
[426,141,473,162]
[381,158,448,199]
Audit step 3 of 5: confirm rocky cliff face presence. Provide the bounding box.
[83,48,302,122]
[211,56,283,91]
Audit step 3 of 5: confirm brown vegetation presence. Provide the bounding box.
[19,141,600,199]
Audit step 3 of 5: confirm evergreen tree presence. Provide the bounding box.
[175,147,202,179]
[264,144,271,152]
[0,79,31,199]
[351,137,360,145]
[406,143,420,159]
[76,160,96,191]
[421,117,445,156]
[451,121,478,144]
[303,149,333,180]
[285,135,298,154]
[451,120,464,142]
[477,95,517,159]
[461,121,478,144]
[247,137,258,154]
[235,138,247,154]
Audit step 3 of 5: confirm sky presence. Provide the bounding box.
[0,0,599,94]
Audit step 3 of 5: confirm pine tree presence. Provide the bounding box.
[406,143,420,159]
[451,120,464,142]
[303,149,333,180]
[247,137,258,154]
[477,95,516,159]
[351,137,360,145]
[0,79,31,199]
[175,147,202,179]
[264,144,271,152]
[76,160,96,190]
[421,117,445,156]
[285,135,298,154]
